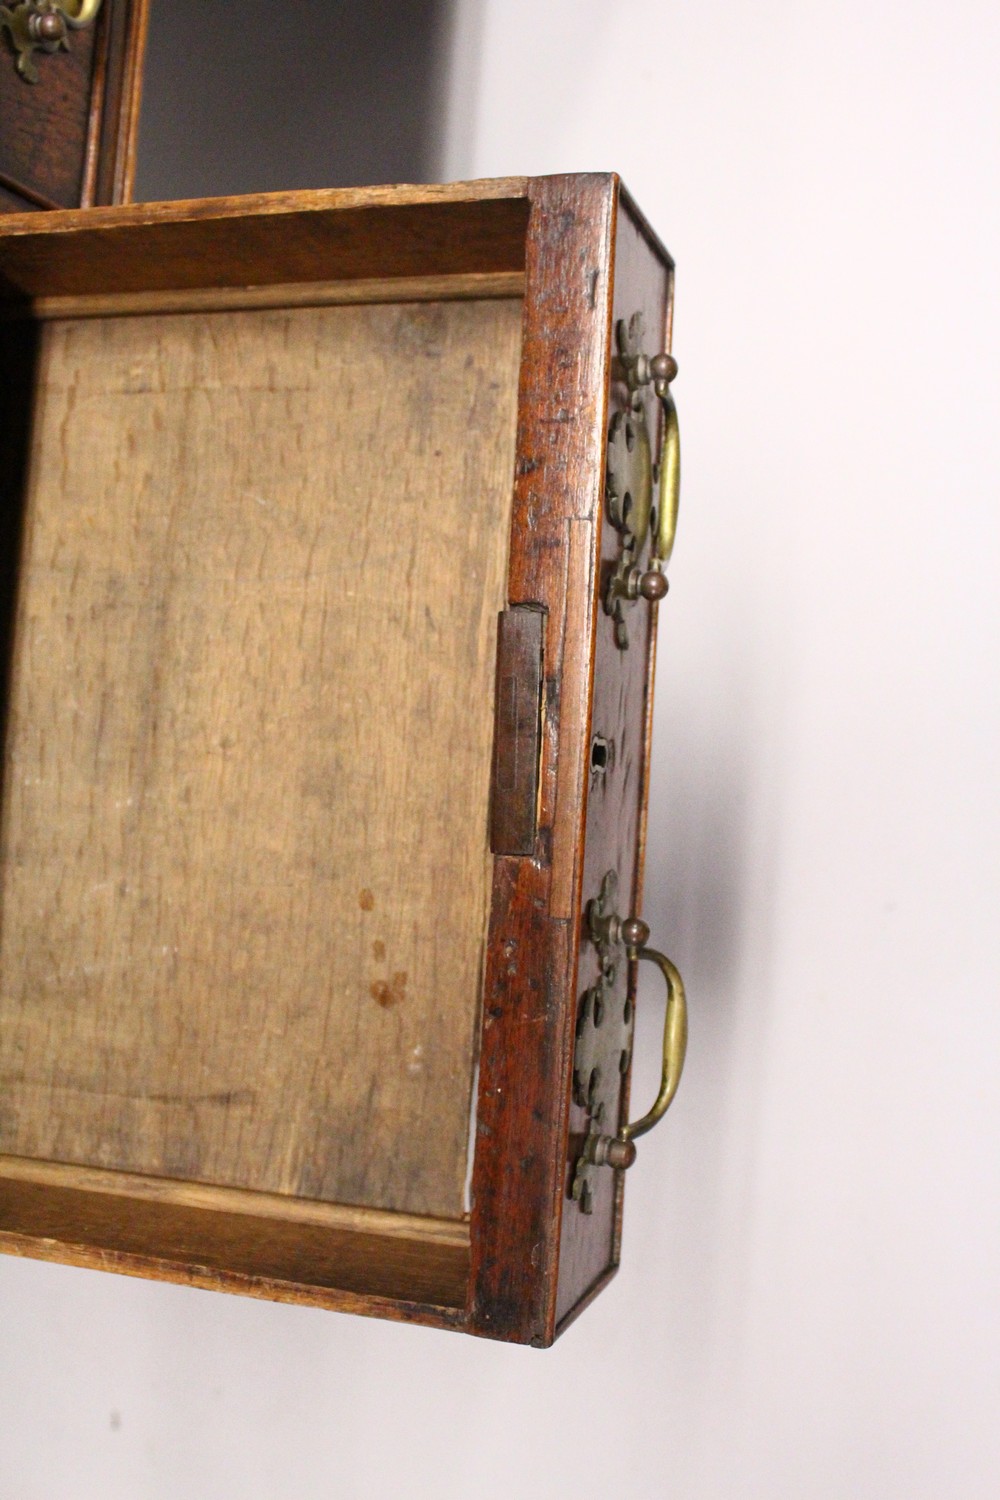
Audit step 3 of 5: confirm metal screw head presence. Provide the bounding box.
[621,916,650,949]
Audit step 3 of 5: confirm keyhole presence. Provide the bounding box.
[590,736,611,776]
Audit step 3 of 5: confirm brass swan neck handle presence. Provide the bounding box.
[1,0,104,84]
[604,316,680,649]
[571,872,689,1213]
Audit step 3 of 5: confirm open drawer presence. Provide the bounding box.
[0,175,680,1345]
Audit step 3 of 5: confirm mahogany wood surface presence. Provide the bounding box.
[87,0,149,207]
[0,1154,471,1246]
[554,193,673,1331]
[470,175,618,1345]
[0,182,531,298]
[490,607,545,857]
[0,1175,470,1315]
[26,270,526,321]
[0,175,53,211]
[0,179,676,1343]
[469,179,674,1344]
[0,0,148,211]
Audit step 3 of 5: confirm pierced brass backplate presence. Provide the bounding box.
[604,312,680,649]
[607,405,653,554]
[571,871,635,1214]
[1,0,102,83]
[572,979,633,1117]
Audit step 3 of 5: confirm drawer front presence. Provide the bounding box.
[470,177,675,1344]
[555,189,674,1330]
[0,0,148,210]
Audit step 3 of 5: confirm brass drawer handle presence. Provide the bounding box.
[605,318,680,648]
[619,919,688,1142]
[651,362,680,575]
[1,0,103,83]
[572,875,689,1210]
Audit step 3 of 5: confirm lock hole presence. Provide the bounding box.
[590,735,612,776]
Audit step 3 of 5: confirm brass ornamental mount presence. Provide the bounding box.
[1,0,102,83]
[604,313,681,649]
[571,870,688,1214]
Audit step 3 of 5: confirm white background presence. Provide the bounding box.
[2,3,999,1495]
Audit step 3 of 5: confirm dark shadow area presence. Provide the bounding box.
[0,317,38,763]
[135,0,454,203]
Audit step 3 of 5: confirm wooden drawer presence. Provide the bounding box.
[0,0,148,211]
[0,175,681,1345]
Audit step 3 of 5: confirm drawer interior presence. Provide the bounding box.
[0,189,529,1312]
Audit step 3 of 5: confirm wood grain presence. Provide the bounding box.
[0,1154,470,1245]
[88,0,150,207]
[489,607,544,856]
[0,182,531,298]
[0,1174,470,1312]
[0,177,678,1341]
[27,271,527,322]
[0,295,521,1219]
[469,176,675,1344]
[470,175,617,1345]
